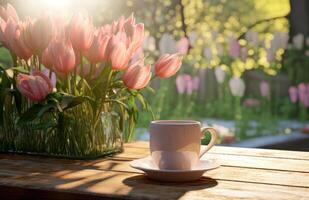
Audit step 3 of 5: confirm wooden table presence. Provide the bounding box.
[0,141,308,200]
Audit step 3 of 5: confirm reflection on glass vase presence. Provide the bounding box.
[0,103,123,159]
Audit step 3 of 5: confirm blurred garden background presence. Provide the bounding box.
[1,0,309,150]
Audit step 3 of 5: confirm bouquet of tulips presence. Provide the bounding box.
[0,4,182,157]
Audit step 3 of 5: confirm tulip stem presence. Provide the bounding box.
[89,63,94,79]
[37,55,41,71]
[150,74,157,81]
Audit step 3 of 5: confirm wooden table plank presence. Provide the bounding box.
[125,141,309,160]
[0,142,309,200]
[0,168,308,200]
[115,145,309,173]
[0,157,308,188]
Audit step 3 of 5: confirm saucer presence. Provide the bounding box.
[130,156,219,182]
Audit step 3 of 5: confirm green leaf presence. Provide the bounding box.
[17,104,55,126]
[60,95,86,110]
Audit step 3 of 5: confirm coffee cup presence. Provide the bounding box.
[149,120,217,170]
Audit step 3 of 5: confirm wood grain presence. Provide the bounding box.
[0,141,308,200]
[125,141,309,160]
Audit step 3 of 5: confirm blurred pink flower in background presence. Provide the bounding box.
[298,83,306,105]
[260,81,270,97]
[68,13,94,52]
[186,79,193,95]
[192,76,200,91]
[229,77,245,97]
[176,74,199,95]
[177,37,189,54]
[4,19,32,60]
[176,74,191,94]
[0,3,18,22]
[288,86,298,103]
[228,38,240,58]
[304,84,309,108]
[22,14,54,54]
[243,98,260,108]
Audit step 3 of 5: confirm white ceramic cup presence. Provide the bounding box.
[149,120,217,170]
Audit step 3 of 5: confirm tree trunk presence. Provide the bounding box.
[289,0,309,38]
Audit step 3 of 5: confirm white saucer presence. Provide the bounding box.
[130,156,219,182]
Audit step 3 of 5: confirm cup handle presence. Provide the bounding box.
[199,127,217,158]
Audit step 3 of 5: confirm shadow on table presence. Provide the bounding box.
[122,175,218,199]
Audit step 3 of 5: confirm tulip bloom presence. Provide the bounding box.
[154,54,182,78]
[288,86,298,103]
[177,37,189,54]
[214,66,225,84]
[84,29,110,63]
[4,18,32,60]
[192,76,200,91]
[43,39,75,77]
[122,60,151,89]
[110,42,129,70]
[22,14,54,54]
[17,71,53,102]
[69,13,94,52]
[229,77,245,97]
[229,38,240,58]
[260,81,270,97]
[0,3,19,22]
[176,74,191,94]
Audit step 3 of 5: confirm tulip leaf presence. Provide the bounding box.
[60,96,85,110]
[17,104,56,126]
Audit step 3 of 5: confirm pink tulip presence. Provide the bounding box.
[304,84,309,108]
[192,76,200,91]
[298,83,306,105]
[4,18,32,60]
[43,38,75,77]
[122,59,151,89]
[77,63,104,80]
[0,18,8,47]
[176,74,191,94]
[0,3,18,22]
[123,14,144,56]
[229,38,240,58]
[186,79,193,95]
[42,68,56,88]
[260,81,270,97]
[68,13,94,52]
[243,98,260,108]
[17,71,53,102]
[154,54,182,78]
[22,14,54,54]
[177,37,189,54]
[110,42,129,70]
[288,86,298,103]
[84,29,110,63]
